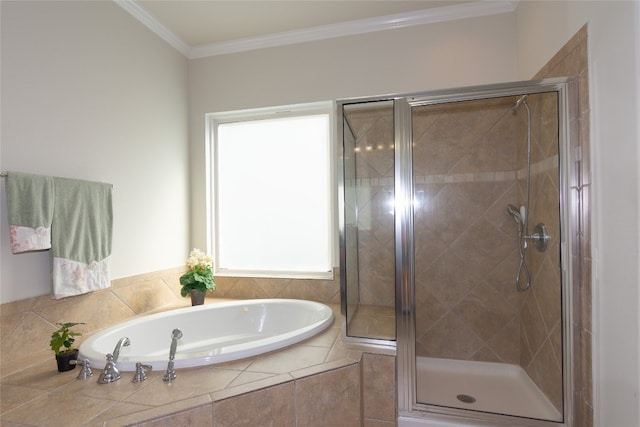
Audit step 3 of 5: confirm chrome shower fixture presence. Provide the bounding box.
[513,94,528,111]
[163,328,183,382]
[507,204,523,225]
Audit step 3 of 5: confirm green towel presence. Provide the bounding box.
[5,172,54,253]
[51,177,113,299]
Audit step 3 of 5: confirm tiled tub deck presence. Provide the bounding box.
[0,301,396,426]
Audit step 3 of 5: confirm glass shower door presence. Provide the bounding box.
[411,93,564,422]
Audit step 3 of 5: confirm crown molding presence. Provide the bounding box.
[117,0,519,59]
[114,0,191,57]
[190,1,518,58]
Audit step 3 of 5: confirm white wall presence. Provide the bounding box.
[187,13,517,251]
[0,1,190,302]
[516,2,640,426]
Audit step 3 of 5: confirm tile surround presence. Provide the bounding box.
[0,267,397,426]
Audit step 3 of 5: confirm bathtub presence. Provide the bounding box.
[79,299,334,371]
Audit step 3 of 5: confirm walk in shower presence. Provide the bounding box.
[339,79,576,426]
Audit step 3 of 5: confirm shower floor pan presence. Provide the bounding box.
[416,357,562,421]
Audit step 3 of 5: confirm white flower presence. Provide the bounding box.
[186,248,212,270]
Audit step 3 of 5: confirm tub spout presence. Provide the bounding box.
[97,337,130,384]
[163,328,182,382]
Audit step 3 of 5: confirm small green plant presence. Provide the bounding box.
[50,322,85,355]
[179,248,216,297]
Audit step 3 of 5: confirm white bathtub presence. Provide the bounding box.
[79,299,334,371]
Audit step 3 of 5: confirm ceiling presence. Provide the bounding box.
[119,0,516,58]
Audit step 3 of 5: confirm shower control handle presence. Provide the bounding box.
[525,223,550,252]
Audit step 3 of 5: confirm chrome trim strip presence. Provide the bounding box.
[395,97,417,413]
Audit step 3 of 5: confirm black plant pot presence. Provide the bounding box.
[190,290,206,306]
[55,349,79,372]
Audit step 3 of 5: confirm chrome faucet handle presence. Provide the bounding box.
[97,353,121,384]
[70,358,94,380]
[132,362,152,382]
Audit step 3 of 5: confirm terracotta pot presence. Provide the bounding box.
[190,290,206,306]
[55,349,79,372]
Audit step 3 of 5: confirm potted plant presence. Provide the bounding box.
[50,322,85,372]
[179,248,216,305]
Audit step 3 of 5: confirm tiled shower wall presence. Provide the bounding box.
[516,92,563,411]
[346,89,568,415]
[533,25,592,426]
[412,99,525,364]
[347,99,535,364]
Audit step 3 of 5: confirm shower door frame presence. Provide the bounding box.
[396,78,577,427]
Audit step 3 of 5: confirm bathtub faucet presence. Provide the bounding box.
[97,337,130,384]
[163,328,183,382]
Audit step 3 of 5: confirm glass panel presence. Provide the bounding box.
[412,93,563,422]
[342,101,396,340]
[343,117,359,328]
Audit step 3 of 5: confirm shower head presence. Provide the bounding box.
[507,204,522,224]
[512,95,528,111]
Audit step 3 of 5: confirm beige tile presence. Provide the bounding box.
[417,311,483,359]
[60,369,162,402]
[520,294,547,358]
[214,382,295,427]
[295,365,361,427]
[2,358,77,391]
[124,367,238,406]
[0,383,45,413]
[246,345,330,374]
[291,359,359,380]
[364,419,396,427]
[347,304,395,340]
[113,278,180,315]
[532,257,562,335]
[453,281,517,343]
[103,395,211,427]
[225,370,277,388]
[526,338,563,413]
[1,312,56,365]
[87,401,156,427]
[35,291,136,339]
[362,354,395,422]
[487,315,520,364]
[1,390,117,426]
[211,373,293,401]
[325,336,363,363]
[128,403,212,427]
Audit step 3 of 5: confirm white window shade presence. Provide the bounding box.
[213,111,332,277]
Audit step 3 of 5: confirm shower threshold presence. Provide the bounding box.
[416,357,562,422]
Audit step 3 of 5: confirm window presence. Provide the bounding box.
[207,102,334,278]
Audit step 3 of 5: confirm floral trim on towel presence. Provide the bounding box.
[9,225,52,254]
[52,255,111,299]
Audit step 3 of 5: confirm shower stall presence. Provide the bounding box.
[338,79,577,426]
